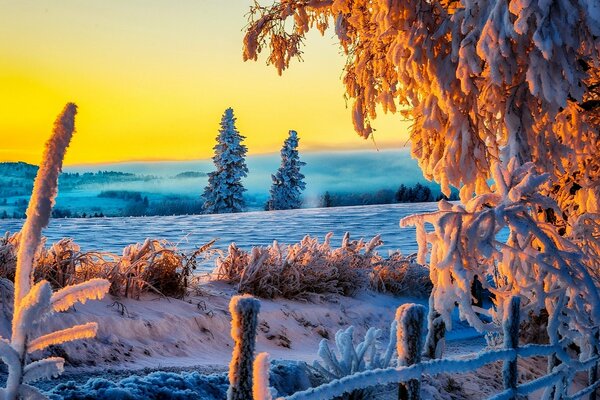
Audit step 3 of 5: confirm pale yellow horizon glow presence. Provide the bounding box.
[0,1,410,166]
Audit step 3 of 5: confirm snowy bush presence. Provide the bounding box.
[312,322,398,400]
[369,253,431,298]
[202,108,248,214]
[35,238,105,289]
[0,234,17,283]
[110,238,215,299]
[215,233,431,299]
[401,161,600,358]
[214,233,382,299]
[266,130,306,211]
[0,236,215,300]
[0,104,110,400]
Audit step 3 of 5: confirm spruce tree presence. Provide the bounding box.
[202,108,248,214]
[266,130,306,210]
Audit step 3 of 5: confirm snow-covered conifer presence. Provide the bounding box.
[228,295,260,400]
[0,104,110,400]
[203,108,248,214]
[266,130,306,211]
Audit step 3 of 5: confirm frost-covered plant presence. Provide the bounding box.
[228,295,261,400]
[214,243,249,283]
[112,238,215,299]
[369,253,431,298]
[35,238,106,289]
[484,332,504,350]
[266,130,306,211]
[312,322,398,400]
[0,235,216,300]
[0,233,18,283]
[0,104,110,400]
[202,108,248,214]
[401,161,600,357]
[214,233,382,299]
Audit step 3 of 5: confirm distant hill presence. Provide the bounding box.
[174,171,207,179]
[0,162,38,198]
[0,161,38,178]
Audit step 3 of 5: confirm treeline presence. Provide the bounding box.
[97,192,203,217]
[319,183,459,208]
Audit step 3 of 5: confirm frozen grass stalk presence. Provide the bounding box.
[252,352,272,400]
[396,303,425,400]
[0,104,110,400]
[228,295,261,400]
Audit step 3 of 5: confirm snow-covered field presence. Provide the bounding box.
[2,203,534,399]
[0,203,438,266]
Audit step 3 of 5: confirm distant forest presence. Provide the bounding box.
[319,183,459,208]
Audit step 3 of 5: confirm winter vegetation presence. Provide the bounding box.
[213,233,431,299]
[312,323,398,400]
[266,130,306,211]
[0,234,215,299]
[202,108,249,214]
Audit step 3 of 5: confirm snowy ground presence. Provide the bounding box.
[0,205,529,398]
[3,280,579,399]
[0,279,490,397]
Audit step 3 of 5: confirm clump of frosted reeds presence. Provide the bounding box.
[0,233,18,282]
[0,235,216,300]
[214,233,432,300]
[369,253,432,298]
[214,233,382,299]
[107,238,216,299]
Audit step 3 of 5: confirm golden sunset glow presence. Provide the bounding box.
[0,1,409,165]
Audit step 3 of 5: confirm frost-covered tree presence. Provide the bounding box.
[203,108,248,214]
[243,1,600,204]
[266,130,306,211]
[0,104,110,400]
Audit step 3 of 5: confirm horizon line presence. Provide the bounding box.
[51,146,412,168]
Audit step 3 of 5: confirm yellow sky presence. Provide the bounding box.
[0,0,409,165]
